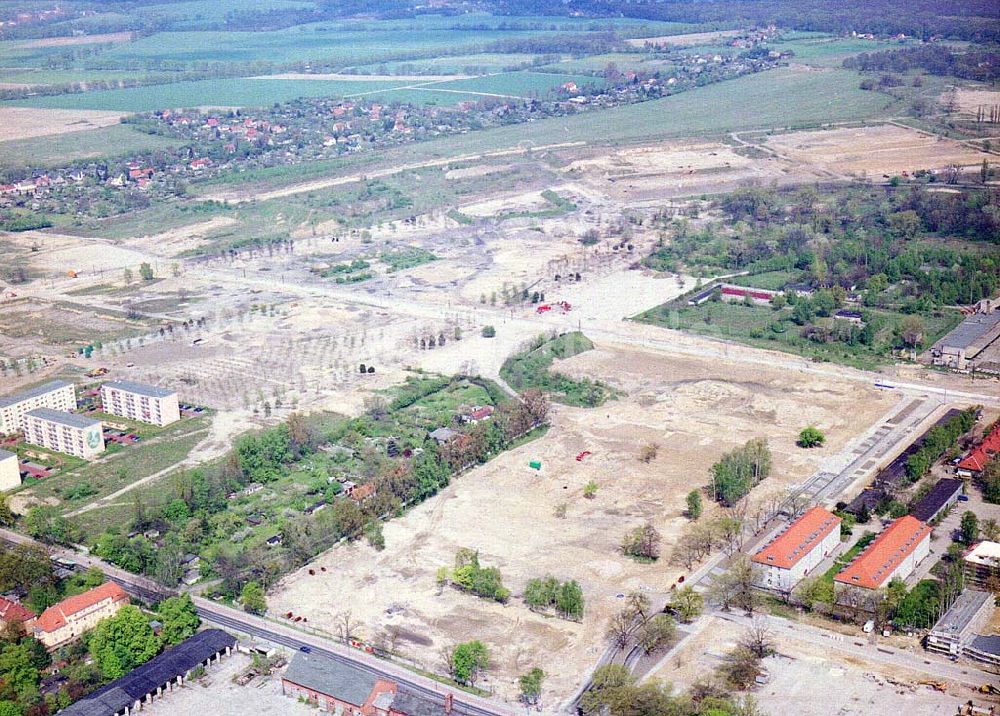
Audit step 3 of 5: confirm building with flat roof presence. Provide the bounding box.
[926,589,995,657]
[963,541,1000,590]
[965,634,1000,667]
[101,380,180,427]
[931,310,1000,370]
[910,478,963,523]
[282,651,449,715]
[752,507,842,592]
[59,629,236,716]
[23,408,104,459]
[0,448,19,492]
[0,380,76,434]
[834,516,931,591]
[33,582,128,649]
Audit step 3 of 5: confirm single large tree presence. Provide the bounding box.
[89,605,161,679]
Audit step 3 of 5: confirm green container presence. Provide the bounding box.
[529,460,542,470]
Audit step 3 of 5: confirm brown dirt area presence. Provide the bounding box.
[953,88,1000,117]
[269,341,894,705]
[765,124,988,177]
[0,107,122,142]
[560,141,801,203]
[653,616,983,715]
[19,32,132,48]
[627,30,742,48]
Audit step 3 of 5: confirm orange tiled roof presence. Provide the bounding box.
[834,516,931,590]
[957,426,1000,473]
[0,596,36,623]
[34,582,128,633]
[751,506,841,569]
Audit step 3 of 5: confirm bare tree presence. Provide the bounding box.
[335,610,360,642]
[738,619,775,659]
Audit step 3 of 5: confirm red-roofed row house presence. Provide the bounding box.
[752,507,842,591]
[32,581,129,649]
[834,516,931,591]
[956,424,1000,478]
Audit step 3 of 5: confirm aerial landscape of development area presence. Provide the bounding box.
[0,0,999,714]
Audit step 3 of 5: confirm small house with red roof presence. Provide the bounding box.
[0,596,36,635]
[752,507,841,591]
[32,582,129,649]
[957,425,1000,478]
[834,516,931,592]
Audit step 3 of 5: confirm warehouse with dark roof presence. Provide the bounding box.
[59,629,235,716]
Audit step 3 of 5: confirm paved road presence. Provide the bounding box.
[0,528,516,716]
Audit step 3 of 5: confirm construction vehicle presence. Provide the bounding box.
[85,367,109,378]
[980,683,1000,696]
[67,270,78,278]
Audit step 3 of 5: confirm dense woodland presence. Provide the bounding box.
[844,45,1000,82]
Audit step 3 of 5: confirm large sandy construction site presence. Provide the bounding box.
[764,124,989,177]
[268,341,896,704]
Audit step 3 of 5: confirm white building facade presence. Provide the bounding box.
[0,449,19,492]
[23,409,104,459]
[100,380,180,427]
[752,507,842,592]
[0,380,76,434]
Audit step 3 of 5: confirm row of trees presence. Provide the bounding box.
[710,439,772,505]
[904,408,977,481]
[439,549,510,603]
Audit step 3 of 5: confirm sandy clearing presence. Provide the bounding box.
[627,30,742,48]
[251,72,474,82]
[953,88,1000,116]
[765,124,987,176]
[459,189,551,217]
[269,341,894,702]
[126,216,242,257]
[445,163,515,180]
[0,107,123,142]
[654,616,969,715]
[20,32,133,48]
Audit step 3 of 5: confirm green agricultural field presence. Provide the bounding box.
[351,52,551,75]
[131,0,317,25]
[4,77,413,111]
[538,52,674,74]
[98,24,551,67]
[769,35,916,68]
[0,124,184,169]
[428,71,604,98]
[0,69,156,85]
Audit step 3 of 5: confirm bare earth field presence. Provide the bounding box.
[269,341,894,705]
[653,616,978,715]
[764,124,988,177]
[953,88,1000,117]
[627,30,742,48]
[0,107,123,142]
[560,141,802,203]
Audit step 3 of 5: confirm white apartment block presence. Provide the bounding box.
[0,380,76,434]
[0,449,19,492]
[752,506,842,592]
[23,408,104,459]
[100,380,180,427]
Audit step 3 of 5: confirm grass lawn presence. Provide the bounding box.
[634,299,962,371]
[728,270,805,291]
[0,124,184,169]
[15,415,210,510]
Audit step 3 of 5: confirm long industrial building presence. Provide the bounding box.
[0,380,76,434]
[100,380,180,427]
[23,408,104,459]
